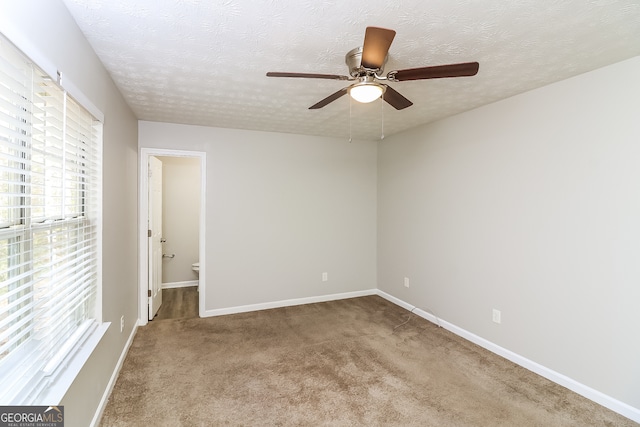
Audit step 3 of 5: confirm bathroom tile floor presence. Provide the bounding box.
[154,286,199,321]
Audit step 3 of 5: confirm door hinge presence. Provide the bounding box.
[148,290,152,298]
[148,229,152,237]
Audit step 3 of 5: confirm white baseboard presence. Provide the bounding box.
[90,320,139,427]
[162,280,199,289]
[201,289,377,317]
[375,290,640,424]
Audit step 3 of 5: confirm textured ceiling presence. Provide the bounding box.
[61,0,640,141]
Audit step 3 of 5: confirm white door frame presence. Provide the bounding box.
[139,148,206,326]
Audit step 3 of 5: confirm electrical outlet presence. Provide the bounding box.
[492,309,501,324]
[322,272,328,282]
[120,315,125,332]
[404,277,410,288]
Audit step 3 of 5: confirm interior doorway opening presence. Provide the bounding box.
[139,148,206,326]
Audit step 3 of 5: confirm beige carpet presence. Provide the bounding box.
[100,296,636,426]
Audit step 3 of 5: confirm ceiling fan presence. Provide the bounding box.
[267,26,479,110]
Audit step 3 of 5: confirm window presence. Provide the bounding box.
[0,35,102,404]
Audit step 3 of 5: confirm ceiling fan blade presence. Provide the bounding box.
[361,27,396,70]
[389,62,479,81]
[266,72,350,80]
[383,85,413,110]
[309,87,348,109]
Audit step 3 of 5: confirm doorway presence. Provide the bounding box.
[139,148,206,326]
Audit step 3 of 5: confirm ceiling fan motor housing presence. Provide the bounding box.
[346,46,387,77]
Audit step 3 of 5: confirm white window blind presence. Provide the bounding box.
[0,35,102,404]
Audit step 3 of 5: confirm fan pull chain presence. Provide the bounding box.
[349,95,352,143]
[381,96,385,140]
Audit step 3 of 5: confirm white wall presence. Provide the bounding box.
[0,1,139,426]
[140,122,377,311]
[378,56,640,410]
[158,156,200,285]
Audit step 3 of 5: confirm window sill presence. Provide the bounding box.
[37,322,111,405]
